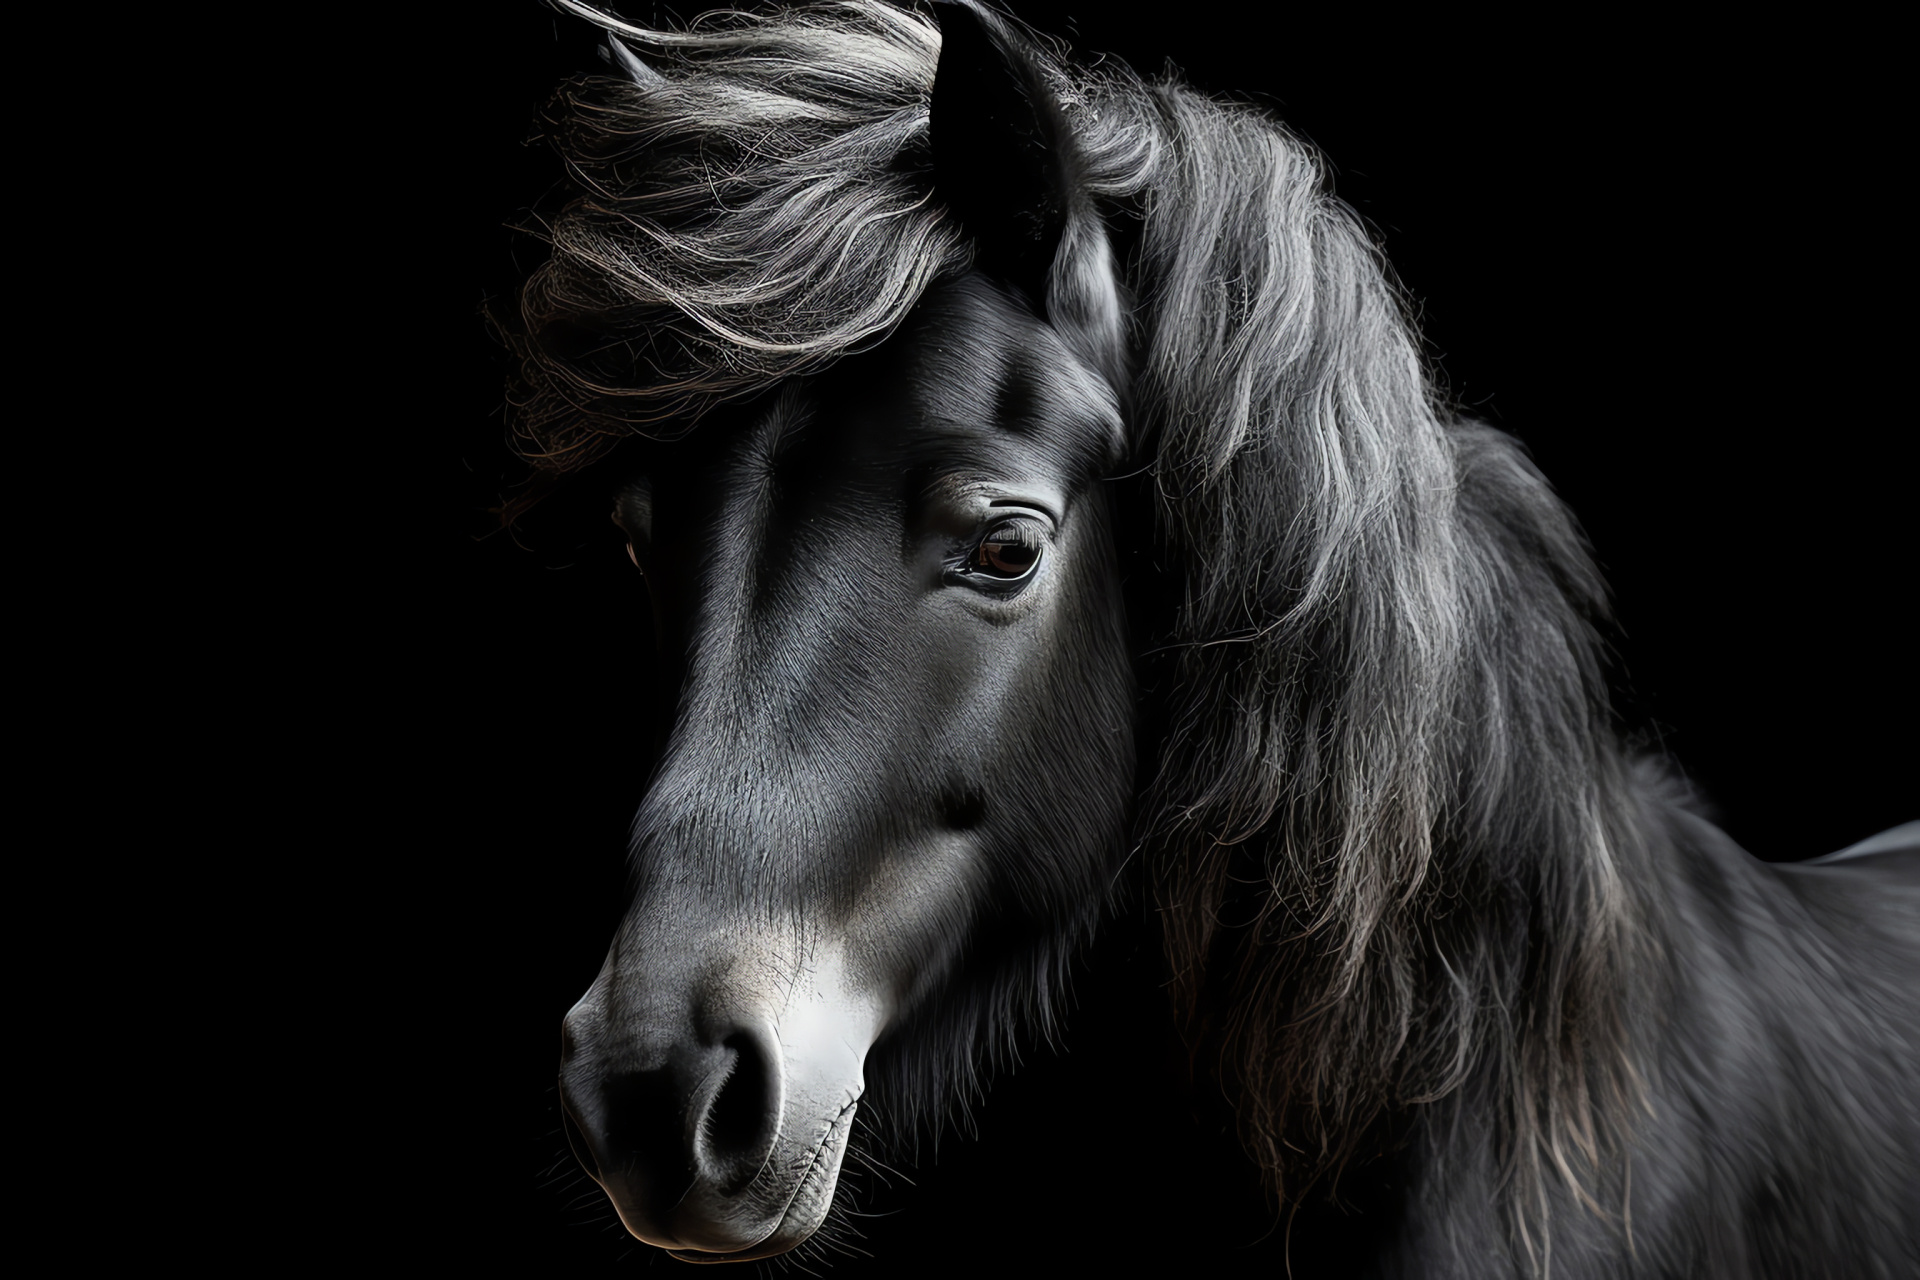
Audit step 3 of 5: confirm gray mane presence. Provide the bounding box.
[511,2,1649,1267]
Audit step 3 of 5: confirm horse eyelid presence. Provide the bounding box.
[986,495,1061,523]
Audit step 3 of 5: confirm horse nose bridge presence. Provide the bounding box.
[640,594,953,866]
[673,557,937,750]
[615,759,992,1006]
[628,744,931,889]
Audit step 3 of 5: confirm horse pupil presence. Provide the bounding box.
[983,537,1034,576]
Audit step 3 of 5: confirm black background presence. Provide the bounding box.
[418,2,1913,1270]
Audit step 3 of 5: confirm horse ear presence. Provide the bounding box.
[930,1,1125,389]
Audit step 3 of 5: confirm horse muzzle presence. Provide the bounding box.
[558,947,883,1261]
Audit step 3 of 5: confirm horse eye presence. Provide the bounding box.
[969,521,1044,581]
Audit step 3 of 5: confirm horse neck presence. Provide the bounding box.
[1080,74,1702,1223]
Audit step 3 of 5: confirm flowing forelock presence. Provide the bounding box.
[508,1,967,472]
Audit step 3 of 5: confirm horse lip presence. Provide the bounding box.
[659,1171,813,1263]
[664,1239,799,1265]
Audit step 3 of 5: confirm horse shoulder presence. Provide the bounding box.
[1633,811,1920,1277]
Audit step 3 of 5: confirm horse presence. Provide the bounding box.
[495,2,1920,1273]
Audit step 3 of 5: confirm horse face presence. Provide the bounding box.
[558,274,1135,1260]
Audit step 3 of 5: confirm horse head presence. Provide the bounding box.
[550,4,1138,1258]
[509,5,1920,1274]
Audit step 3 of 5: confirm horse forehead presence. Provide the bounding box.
[791,274,1121,475]
[888,275,1123,461]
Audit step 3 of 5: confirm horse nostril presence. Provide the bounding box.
[701,1030,780,1192]
[590,1067,698,1204]
[561,1021,788,1232]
